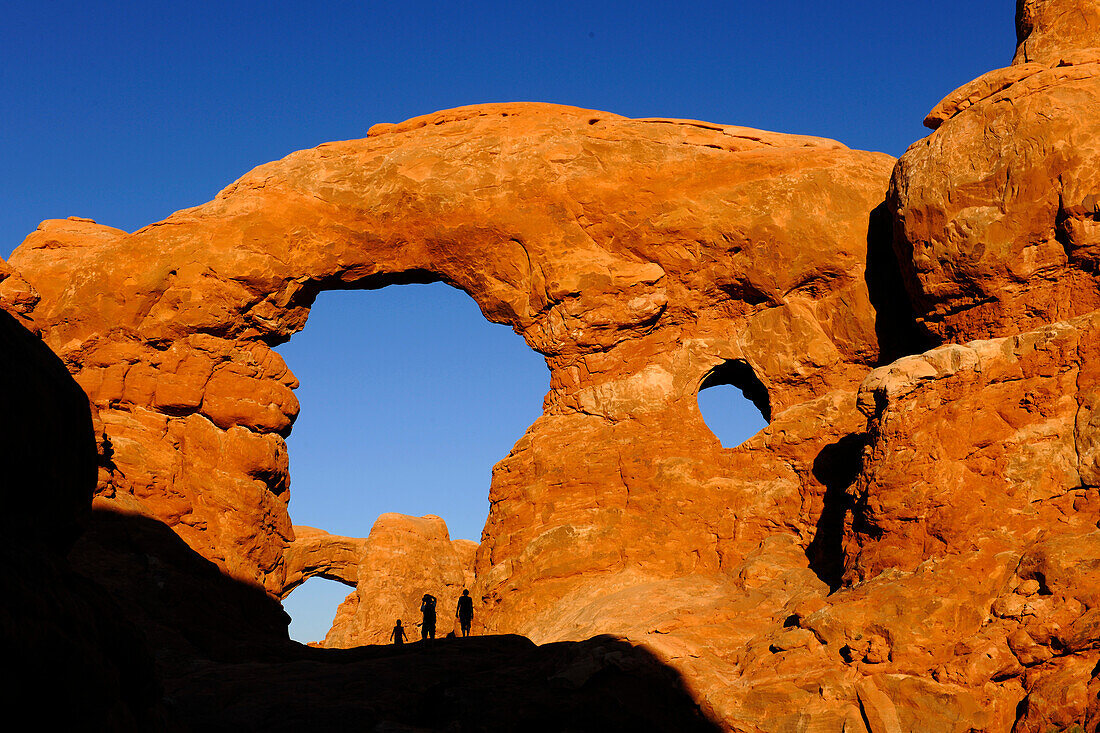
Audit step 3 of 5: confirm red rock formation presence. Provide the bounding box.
[892,2,1100,344]
[282,516,476,645]
[848,314,1099,582]
[8,105,893,609]
[0,256,39,332]
[9,104,894,727]
[814,0,1100,726]
[1014,0,1100,65]
[304,515,477,646]
[14,1,1100,726]
[0,267,94,548]
[796,313,1100,729]
[282,525,369,594]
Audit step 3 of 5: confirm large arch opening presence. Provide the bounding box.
[274,283,548,642]
[696,360,770,447]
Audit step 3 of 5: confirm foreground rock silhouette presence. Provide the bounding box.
[0,308,160,729]
[67,506,718,731]
[168,633,719,732]
[4,0,1100,728]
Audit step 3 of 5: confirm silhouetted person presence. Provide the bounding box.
[420,594,437,640]
[390,619,408,646]
[456,589,474,637]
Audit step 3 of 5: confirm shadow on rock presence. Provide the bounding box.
[806,433,868,591]
[71,507,294,663]
[74,507,721,732]
[864,201,937,364]
[0,308,160,729]
[168,634,722,732]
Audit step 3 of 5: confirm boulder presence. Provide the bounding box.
[891,0,1100,344]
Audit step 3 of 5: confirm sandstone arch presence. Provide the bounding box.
[10,103,894,605]
[8,102,895,724]
[7,1,1100,725]
[281,526,364,596]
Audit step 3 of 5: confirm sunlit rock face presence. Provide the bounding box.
[0,257,40,333]
[778,1,1100,728]
[892,0,1100,345]
[19,1,1100,721]
[7,103,893,599]
[835,314,1100,728]
[739,314,1100,731]
[9,102,896,725]
[1013,0,1100,66]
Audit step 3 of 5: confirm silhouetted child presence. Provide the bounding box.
[456,589,474,637]
[391,619,408,646]
[420,594,437,640]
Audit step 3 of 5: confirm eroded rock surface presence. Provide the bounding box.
[803,313,1100,730]
[282,525,370,594]
[849,314,1100,582]
[892,2,1100,344]
[283,515,476,646]
[9,103,897,727]
[9,105,894,612]
[814,0,1100,726]
[12,1,1100,727]
[680,314,1100,729]
[1014,0,1100,65]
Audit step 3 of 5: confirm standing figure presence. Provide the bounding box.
[456,589,474,637]
[420,594,437,640]
[390,619,408,646]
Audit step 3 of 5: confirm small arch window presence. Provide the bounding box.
[696,360,769,447]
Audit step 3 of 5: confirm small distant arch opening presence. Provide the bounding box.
[283,577,355,644]
[696,359,770,447]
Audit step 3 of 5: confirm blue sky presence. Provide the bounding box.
[2,0,1015,641]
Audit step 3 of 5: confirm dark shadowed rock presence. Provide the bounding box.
[0,305,160,729]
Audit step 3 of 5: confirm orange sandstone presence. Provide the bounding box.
[8,1,1100,726]
[10,103,896,727]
